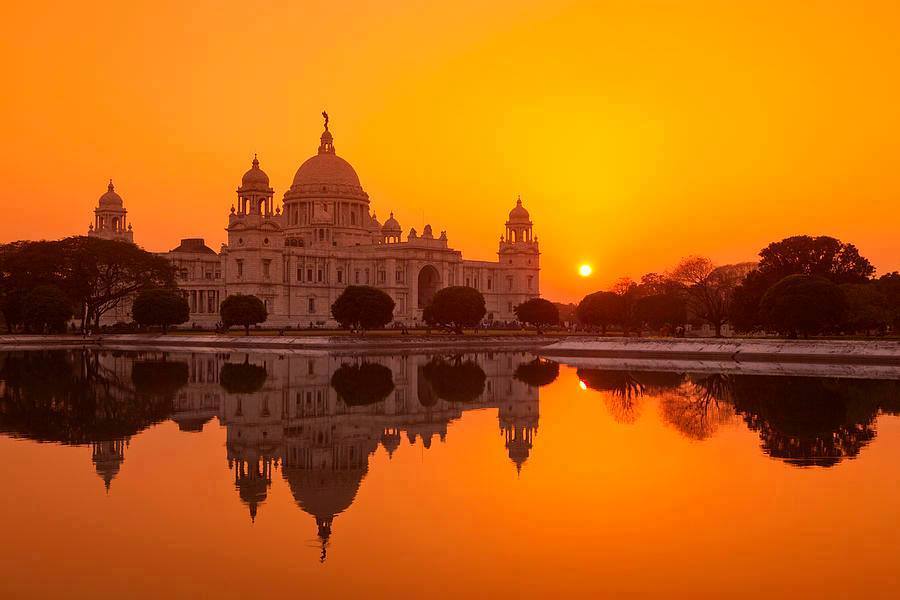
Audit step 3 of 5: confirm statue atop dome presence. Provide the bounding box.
[322,110,329,131]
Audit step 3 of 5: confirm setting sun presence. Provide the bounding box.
[578,264,592,277]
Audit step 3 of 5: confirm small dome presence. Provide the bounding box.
[99,180,123,208]
[382,212,401,233]
[368,212,381,231]
[508,196,530,222]
[241,156,270,189]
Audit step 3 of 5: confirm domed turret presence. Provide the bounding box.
[508,196,530,222]
[241,155,270,190]
[89,180,134,243]
[99,179,123,208]
[381,212,402,244]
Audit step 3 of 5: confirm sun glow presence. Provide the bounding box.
[578,264,592,277]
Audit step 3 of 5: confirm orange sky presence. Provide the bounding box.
[3,1,899,302]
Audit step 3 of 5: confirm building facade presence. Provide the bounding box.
[89,115,540,326]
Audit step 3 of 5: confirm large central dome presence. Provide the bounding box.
[292,153,361,188]
[286,118,367,201]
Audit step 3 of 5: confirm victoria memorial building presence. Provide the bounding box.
[88,115,541,326]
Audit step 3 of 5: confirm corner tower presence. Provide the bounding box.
[88,180,134,243]
[497,196,540,311]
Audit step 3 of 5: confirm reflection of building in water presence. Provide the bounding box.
[211,351,541,558]
[92,439,127,492]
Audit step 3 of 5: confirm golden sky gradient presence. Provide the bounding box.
[3,1,899,302]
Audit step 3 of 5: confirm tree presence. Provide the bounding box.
[220,294,267,335]
[576,291,622,334]
[330,362,395,406]
[759,275,846,337]
[131,360,189,398]
[876,272,900,330]
[331,285,395,332]
[132,288,190,334]
[757,235,874,284]
[22,285,73,333]
[633,293,686,332]
[514,298,559,334]
[669,257,745,337]
[840,283,892,334]
[0,240,70,332]
[731,235,874,333]
[59,236,177,331]
[423,286,486,334]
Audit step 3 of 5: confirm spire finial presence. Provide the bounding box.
[252,153,259,168]
[318,112,335,154]
[108,179,114,192]
[517,194,522,205]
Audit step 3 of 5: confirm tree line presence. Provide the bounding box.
[573,235,900,338]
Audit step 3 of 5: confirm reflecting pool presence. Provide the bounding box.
[1,349,899,598]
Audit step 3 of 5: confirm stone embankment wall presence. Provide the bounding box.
[541,338,900,366]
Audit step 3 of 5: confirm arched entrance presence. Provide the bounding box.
[417,265,440,308]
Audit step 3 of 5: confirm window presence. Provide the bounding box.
[507,276,513,291]
[297,268,302,282]
[487,277,492,290]
[215,271,221,279]
[308,297,315,313]
[317,269,323,283]
[337,269,343,283]
[179,268,188,280]
[236,260,244,278]
[319,229,325,241]
[527,275,533,290]
[308,360,314,375]
[355,269,360,284]
[263,259,271,279]
[365,268,370,284]
[378,270,386,283]
[205,271,212,280]
[396,270,403,283]
[466,278,470,287]
[307,268,313,282]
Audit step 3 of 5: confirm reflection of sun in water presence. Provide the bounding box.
[578,264,592,277]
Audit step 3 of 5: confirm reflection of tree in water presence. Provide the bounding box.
[330,362,395,406]
[514,358,560,388]
[0,350,178,444]
[219,359,267,394]
[730,376,885,467]
[577,369,651,424]
[421,356,486,403]
[659,374,736,441]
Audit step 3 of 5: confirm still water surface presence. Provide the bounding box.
[1,349,899,598]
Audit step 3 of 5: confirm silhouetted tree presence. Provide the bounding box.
[22,285,73,333]
[669,257,745,337]
[514,298,558,334]
[840,283,892,334]
[220,360,267,394]
[421,356,486,402]
[634,293,686,332]
[759,275,846,337]
[423,286,486,334]
[876,272,900,330]
[514,358,560,387]
[60,236,177,330]
[576,291,622,334]
[330,362,395,406]
[330,285,395,332]
[132,288,190,334]
[220,294,267,335]
[730,235,874,333]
